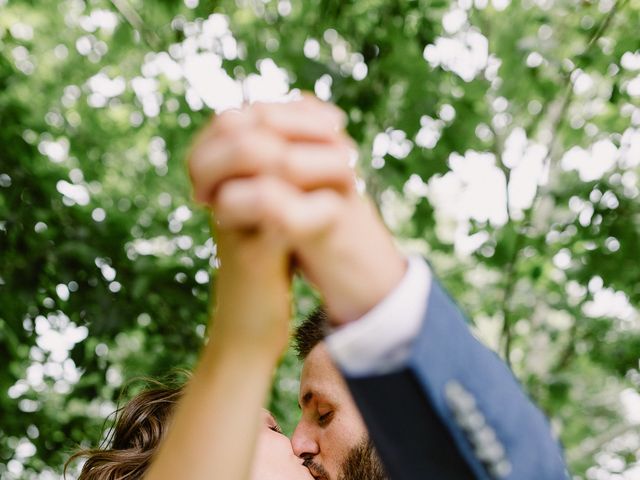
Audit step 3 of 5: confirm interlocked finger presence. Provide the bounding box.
[190,128,287,203]
[213,176,343,243]
[208,96,346,141]
[281,143,355,192]
[253,100,346,142]
[190,132,356,203]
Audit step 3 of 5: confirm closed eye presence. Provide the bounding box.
[318,411,333,427]
[269,423,283,434]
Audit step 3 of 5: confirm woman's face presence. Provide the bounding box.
[251,410,314,480]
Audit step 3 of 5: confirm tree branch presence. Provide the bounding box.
[567,422,640,464]
[496,0,627,362]
[110,0,162,50]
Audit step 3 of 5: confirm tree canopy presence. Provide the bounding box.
[1,0,639,478]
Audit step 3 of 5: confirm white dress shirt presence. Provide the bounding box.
[325,256,432,377]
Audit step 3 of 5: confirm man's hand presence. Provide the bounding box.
[189,96,406,326]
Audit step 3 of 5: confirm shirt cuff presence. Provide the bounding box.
[325,255,432,377]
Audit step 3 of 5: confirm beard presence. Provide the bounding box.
[303,438,387,480]
[338,438,387,480]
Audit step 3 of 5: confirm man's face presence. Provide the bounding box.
[291,343,374,480]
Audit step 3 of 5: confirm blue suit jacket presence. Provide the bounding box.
[344,277,568,479]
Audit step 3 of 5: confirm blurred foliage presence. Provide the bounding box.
[1,0,640,478]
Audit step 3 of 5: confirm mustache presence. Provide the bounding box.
[302,457,331,480]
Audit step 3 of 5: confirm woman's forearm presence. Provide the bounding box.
[145,217,291,479]
[144,333,280,480]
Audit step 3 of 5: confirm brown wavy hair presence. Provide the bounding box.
[65,381,185,480]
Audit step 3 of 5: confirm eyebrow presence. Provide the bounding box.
[298,391,314,409]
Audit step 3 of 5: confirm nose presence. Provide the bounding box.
[291,420,319,458]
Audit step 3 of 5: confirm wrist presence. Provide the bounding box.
[296,195,407,325]
[210,251,292,360]
[209,301,291,360]
[323,252,407,325]
[204,327,286,370]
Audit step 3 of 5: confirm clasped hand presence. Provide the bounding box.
[188,95,405,355]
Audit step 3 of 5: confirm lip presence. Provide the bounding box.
[302,458,330,480]
[306,467,327,480]
[299,464,319,480]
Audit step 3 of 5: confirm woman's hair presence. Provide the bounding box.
[65,381,185,480]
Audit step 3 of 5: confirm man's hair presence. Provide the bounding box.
[294,307,329,360]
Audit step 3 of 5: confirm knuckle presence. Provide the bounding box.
[212,109,247,135]
[254,177,276,205]
[251,102,272,122]
[215,182,234,207]
[212,111,235,133]
[299,92,322,106]
[334,145,357,175]
[233,134,255,158]
[187,146,206,182]
[280,147,297,178]
[236,131,284,171]
[232,135,261,169]
[251,101,268,114]
[254,179,283,223]
[189,140,210,163]
[212,188,235,218]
